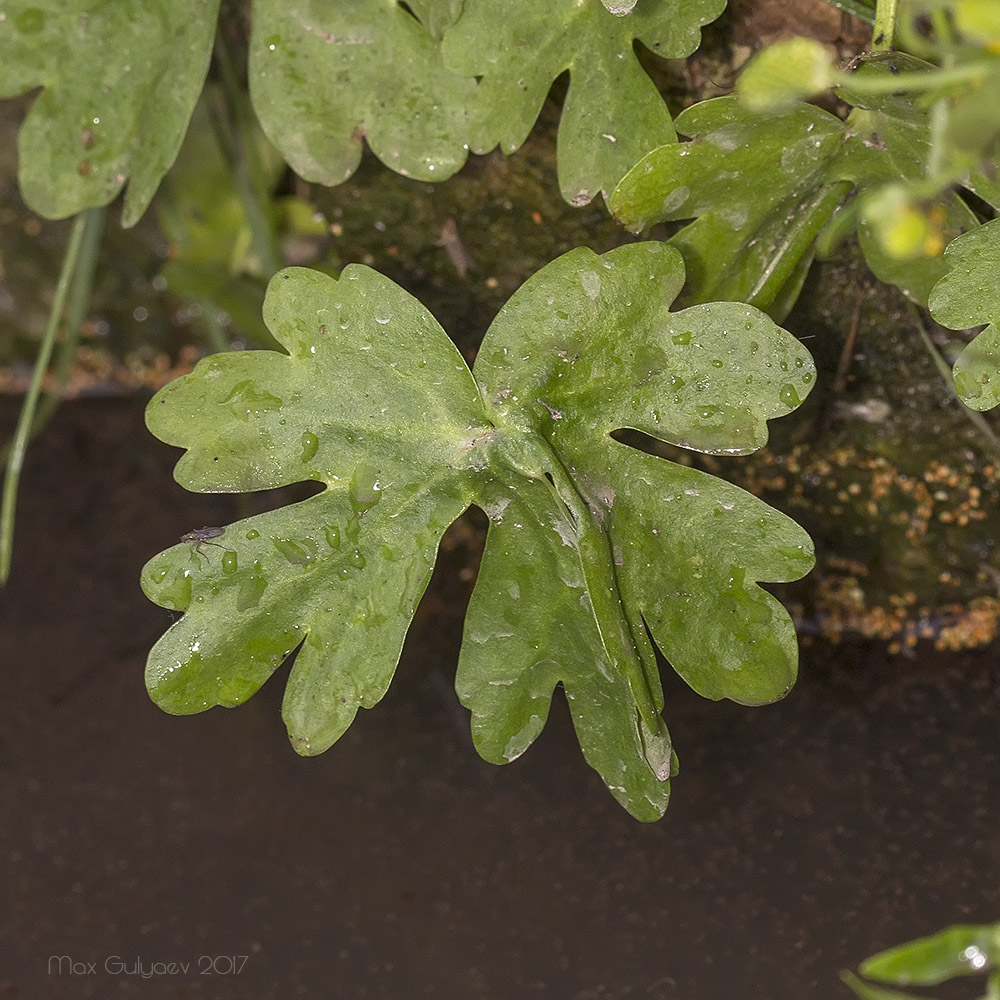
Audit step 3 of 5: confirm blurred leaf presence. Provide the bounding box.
[929,218,1000,410]
[0,0,220,226]
[955,0,1000,49]
[143,245,814,820]
[840,970,930,1000]
[440,0,725,205]
[860,923,1000,986]
[737,37,836,112]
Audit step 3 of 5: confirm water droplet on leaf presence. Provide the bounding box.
[300,430,319,462]
[349,464,382,514]
[779,383,802,407]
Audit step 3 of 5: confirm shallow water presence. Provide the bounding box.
[1,398,998,999]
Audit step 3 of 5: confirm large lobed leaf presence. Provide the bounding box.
[0,0,220,226]
[610,53,1000,313]
[929,218,1000,411]
[247,0,724,203]
[440,0,725,205]
[144,266,486,752]
[144,244,815,820]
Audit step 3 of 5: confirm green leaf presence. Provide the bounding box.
[463,244,813,817]
[0,0,220,226]
[839,970,929,1000]
[248,0,475,186]
[609,96,851,311]
[929,218,1000,411]
[440,0,725,205]
[610,54,994,311]
[737,37,837,112]
[143,266,488,752]
[144,245,815,820]
[860,923,1000,986]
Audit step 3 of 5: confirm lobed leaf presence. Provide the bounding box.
[464,243,814,816]
[610,54,998,312]
[0,0,220,226]
[248,0,474,187]
[928,218,1000,411]
[440,0,725,205]
[145,245,815,820]
[144,266,489,753]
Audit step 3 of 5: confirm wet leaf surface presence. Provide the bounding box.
[0,0,220,225]
[929,218,1000,412]
[143,245,814,819]
[610,54,1000,312]
[249,0,474,187]
[441,0,725,206]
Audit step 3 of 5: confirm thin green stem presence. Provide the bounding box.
[871,0,897,51]
[0,207,105,468]
[910,304,1000,461]
[210,32,282,278]
[1,210,93,583]
[819,0,877,25]
[29,207,106,447]
[835,59,992,94]
[926,13,957,181]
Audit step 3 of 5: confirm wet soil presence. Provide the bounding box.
[2,397,999,1000]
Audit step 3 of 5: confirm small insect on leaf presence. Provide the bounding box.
[180,525,227,556]
[180,526,225,543]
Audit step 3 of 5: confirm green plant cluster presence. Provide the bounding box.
[2,0,999,823]
[846,919,1000,999]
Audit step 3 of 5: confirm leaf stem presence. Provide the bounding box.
[836,60,991,94]
[819,0,876,25]
[540,443,662,732]
[210,29,282,278]
[0,210,95,583]
[871,0,897,51]
[909,304,1000,460]
[926,14,957,182]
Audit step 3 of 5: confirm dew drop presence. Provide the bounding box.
[349,464,382,514]
[300,430,319,463]
[246,528,260,540]
[272,537,315,566]
[324,524,342,549]
[222,551,238,574]
[672,331,692,345]
[779,383,802,407]
[237,573,267,611]
[350,549,366,569]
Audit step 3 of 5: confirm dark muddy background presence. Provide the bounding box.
[1,397,998,999]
